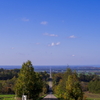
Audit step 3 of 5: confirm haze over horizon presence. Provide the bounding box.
[0,0,100,65]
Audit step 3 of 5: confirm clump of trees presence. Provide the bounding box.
[0,68,18,94]
[0,68,19,80]
[88,80,100,93]
[39,71,49,81]
[79,73,98,82]
[79,73,100,93]
[0,76,16,94]
[88,76,100,93]
[53,68,84,100]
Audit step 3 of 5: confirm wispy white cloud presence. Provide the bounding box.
[22,18,29,22]
[48,42,60,46]
[11,47,14,49]
[49,34,58,37]
[40,21,48,25]
[51,43,55,46]
[56,42,60,45]
[43,33,49,36]
[43,33,58,37]
[69,35,76,38]
[36,43,40,45]
[72,55,75,57]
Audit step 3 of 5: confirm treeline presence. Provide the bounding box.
[0,68,20,80]
[79,73,99,82]
[0,61,50,100]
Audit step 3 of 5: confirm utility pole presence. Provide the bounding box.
[50,66,51,78]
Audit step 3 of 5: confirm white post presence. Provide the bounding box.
[22,95,27,100]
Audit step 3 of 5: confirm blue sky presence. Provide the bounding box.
[0,0,100,65]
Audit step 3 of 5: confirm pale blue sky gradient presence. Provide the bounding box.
[0,0,100,65]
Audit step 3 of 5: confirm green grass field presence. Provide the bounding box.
[0,94,47,100]
[0,95,15,100]
[87,99,100,100]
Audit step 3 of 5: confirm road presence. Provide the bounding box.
[42,67,58,100]
[42,94,58,100]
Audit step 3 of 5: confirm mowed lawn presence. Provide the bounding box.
[0,95,15,100]
[84,92,100,100]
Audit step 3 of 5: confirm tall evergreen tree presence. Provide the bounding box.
[14,60,42,99]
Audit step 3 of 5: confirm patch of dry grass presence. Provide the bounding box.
[84,91,100,99]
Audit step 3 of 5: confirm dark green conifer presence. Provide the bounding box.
[14,60,42,99]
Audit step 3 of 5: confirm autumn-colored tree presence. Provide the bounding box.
[53,68,73,99]
[66,74,83,100]
[54,79,65,98]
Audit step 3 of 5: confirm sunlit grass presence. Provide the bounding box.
[0,95,15,100]
[87,98,100,100]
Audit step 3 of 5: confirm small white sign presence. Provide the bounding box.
[22,95,27,100]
